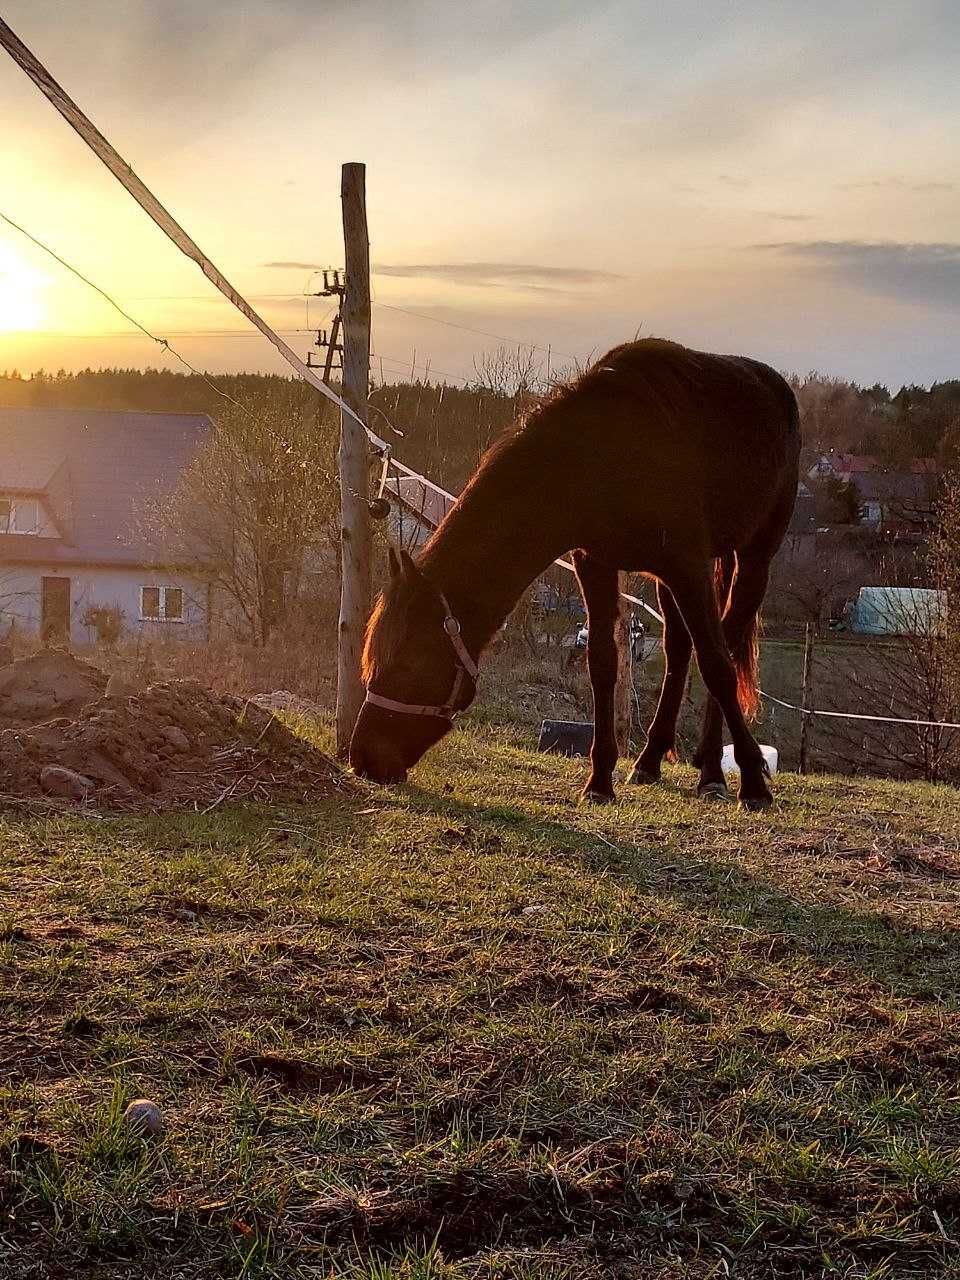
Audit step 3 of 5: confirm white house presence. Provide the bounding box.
[0,407,212,645]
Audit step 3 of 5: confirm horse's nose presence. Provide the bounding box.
[350,739,407,786]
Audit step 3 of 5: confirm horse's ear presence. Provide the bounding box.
[388,546,402,578]
[398,549,422,581]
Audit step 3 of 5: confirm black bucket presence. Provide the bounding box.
[538,719,594,757]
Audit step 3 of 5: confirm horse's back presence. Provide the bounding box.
[560,339,800,559]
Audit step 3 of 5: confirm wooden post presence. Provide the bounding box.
[614,577,633,757]
[335,162,372,757]
[798,621,814,774]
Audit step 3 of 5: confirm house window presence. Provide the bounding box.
[0,496,42,534]
[140,585,184,622]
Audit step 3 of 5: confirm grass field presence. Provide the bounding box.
[2,718,960,1278]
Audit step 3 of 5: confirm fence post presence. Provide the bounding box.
[335,161,372,757]
[798,621,815,774]
[614,578,633,756]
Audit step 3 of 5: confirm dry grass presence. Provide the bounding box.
[2,715,960,1277]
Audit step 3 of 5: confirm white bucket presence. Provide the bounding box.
[721,744,778,777]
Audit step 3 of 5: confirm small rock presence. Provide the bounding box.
[161,726,190,752]
[0,642,13,668]
[522,904,550,916]
[39,765,94,800]
[122,1098,164,1137]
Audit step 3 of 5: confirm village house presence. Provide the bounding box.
[0,407,212,645]
[808,452,938,531]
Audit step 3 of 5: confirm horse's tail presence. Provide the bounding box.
[714,554,761,721]
[732,609,761,721]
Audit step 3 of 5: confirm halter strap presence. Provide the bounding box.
[364,588,478,721]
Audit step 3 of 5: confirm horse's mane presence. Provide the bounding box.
[362,577,416,683]
[362,340,701,682]
[449,339,695,493]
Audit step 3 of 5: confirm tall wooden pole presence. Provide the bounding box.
[798,621,814,774]
[336,162,372,757]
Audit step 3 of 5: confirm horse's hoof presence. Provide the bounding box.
[739,791,774,812]
[580,788,615,806]
[697,781,731,802]
[627,766,660,786]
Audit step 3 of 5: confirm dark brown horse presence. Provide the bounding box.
[351,339,799,808]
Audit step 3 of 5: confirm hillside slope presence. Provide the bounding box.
[2,724,959,1278]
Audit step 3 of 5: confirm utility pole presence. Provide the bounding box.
[306,270,344,384]
[336,162,372,757]
[798,622,814,774]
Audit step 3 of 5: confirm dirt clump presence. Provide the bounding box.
[0,672,345,811]
[0,649,107,725]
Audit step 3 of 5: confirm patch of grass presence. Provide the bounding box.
[2,718,960,1276]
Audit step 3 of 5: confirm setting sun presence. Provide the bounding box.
[0,240,47,332]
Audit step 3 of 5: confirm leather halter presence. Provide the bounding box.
[364,589,479,721]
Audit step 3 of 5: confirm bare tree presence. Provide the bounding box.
[768,540,866,633]
[142,384,338,644]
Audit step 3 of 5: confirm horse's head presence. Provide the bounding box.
[349,548,478,784]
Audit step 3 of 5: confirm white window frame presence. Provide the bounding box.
[0,495,44,536]
[139,585,185,623]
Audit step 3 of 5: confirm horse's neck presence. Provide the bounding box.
[419,437,576,652]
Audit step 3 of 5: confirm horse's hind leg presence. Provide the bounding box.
[693,555,737,800]
[573,550,620,804]
[628,583,692,784]
[666,560,772,809]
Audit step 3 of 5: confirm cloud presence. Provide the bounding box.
[263,261,328,271]
[262,260,625,296]
[839,177,956,192]
[751,241,960,311]
[371,262,624,290]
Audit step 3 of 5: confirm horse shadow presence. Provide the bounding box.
[397,781,960,1005]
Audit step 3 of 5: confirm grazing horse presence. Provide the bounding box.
[350,339,799,808]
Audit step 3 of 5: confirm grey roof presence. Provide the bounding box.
[388,475,454,531]
[849,471,934,505]
[0,408,211,566]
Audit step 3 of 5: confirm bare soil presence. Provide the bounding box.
[0,649,344,811]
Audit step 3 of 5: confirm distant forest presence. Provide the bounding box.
[2,362,959,492]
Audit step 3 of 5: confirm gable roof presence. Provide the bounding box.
[388,475,455,532]
[816,451,939,478]
[0,408,211,567]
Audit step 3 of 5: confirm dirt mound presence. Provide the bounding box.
[0,677,346,811]
[0,649,107,725]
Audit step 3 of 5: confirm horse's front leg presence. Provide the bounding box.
[573,551,620,804]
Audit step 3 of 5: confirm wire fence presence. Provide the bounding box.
[2,14,957,753]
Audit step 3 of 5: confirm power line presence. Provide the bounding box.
[372,300,579,362]
[0,208,244,406]
[0,14,360,428]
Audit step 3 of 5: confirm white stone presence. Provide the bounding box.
[123,1098,164,1137]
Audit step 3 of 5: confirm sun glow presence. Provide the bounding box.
[0,241,48,333]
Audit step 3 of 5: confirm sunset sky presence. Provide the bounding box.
[0,0,957,389]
